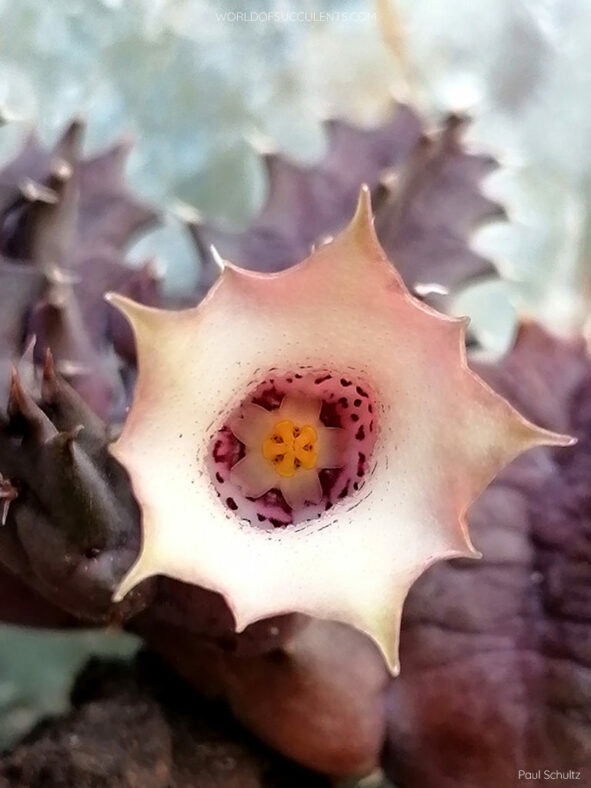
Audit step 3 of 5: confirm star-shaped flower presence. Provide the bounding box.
[228,395,346,510]
[107,186,573,671]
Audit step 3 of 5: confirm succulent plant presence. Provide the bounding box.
[0,106,587,785]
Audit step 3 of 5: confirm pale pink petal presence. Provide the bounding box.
[279,470,323,509]
[316,426,347,468]
[277,395,322,426]
[230,453,277,499]
[227,403,274,448]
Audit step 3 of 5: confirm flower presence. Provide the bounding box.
[107,186,573,672]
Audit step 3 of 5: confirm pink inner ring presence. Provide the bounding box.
[207,369,378,527]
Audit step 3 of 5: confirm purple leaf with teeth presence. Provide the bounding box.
[0,119,160,420]
[384,323,591,787]
[189,105,501,309]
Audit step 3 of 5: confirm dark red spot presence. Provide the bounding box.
[257,514,266,522]
[319,467,342,497]
[369,420,374,432]
[252,386,283,410]
[270,517,288,528]
[212,428,244,469]
[353,482,359,490]
[356,425,366,441]
[340,378,352,387]
[338,397,349,408]
[356,385,368,397]
[226,497,238,511]
[314,374,332,384]
[259,489,292,515]
[215,472,224,484]
[320,400,342,428]
[353,399,362,407]
[351,414,359,422]
[213,440,224,462]
[338,485,349,499]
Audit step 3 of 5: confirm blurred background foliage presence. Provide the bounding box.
[0,0,588,765]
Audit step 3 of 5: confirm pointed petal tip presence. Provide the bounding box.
[233,613,249,635]
[370,630,400,676]
[105,291,134,319]
[385,649,401,677]
[227,593,259,635]
[105,291,158,329]
[104,291,128,307]
[522,421,577,450]
[337,183,384,260]
[113,559,151,603]
[546,431,577,448]
[352,183,373,229]
[111,585,127,605]
[352,606,403,676]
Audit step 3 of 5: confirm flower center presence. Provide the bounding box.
[262,419,318,477]
[208,369,378,528]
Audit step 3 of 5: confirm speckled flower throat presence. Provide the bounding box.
[209,370,378,526]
